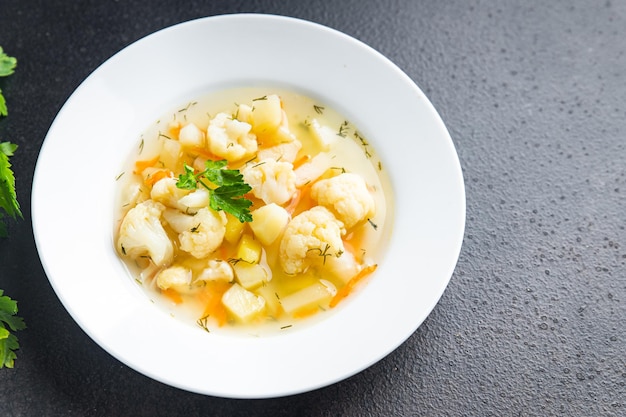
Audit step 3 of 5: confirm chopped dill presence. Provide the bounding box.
[307,243,336,265]
[178,101,197,112]
[197,316,211,333]
[158,132,174,141]
[338,120,350,137]
[331,166,347,174]
[280,324,293,330]
[313,104,325,114]
[354,131,367,145]
[253,95,268,101]
[367,218,378,230]
[115,172,125,181]
[138,138,145,154]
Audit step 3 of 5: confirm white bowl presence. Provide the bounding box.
[32,14,465,398]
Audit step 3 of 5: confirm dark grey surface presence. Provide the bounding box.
[1,0,625,415]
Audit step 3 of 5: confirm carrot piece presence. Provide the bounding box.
[134,155,160,173]
[329,264,378,308]
[285,182,314,215]
[199,281,232,327]
[292,306,320,319]
[188,146,219,161]
[292,154,311,170]
[144,169,172,186]
[161,288,183,305]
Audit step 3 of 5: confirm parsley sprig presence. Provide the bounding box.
[0,46,17,117]
[176,160,253,223]
[0,47,22,237]
[0,142,22,236]
[0,290,26,368]
[0,47,25,369]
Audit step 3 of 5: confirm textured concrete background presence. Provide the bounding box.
[1,0,624,416]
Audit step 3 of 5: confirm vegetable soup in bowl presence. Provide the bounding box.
[32,14,465,398]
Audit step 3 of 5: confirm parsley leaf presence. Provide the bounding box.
[0,47,17,117]
[0,46,25,369]
[0,47,17,77]
[0,290,26,368]
[176,160,253,223]
[0,142,22,236]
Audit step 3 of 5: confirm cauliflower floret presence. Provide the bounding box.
[150,177,190,210]
[242,158,297,205]
[310,173,375,229]
[196,260,235,282]
[207,112,257,162]
[156,265,192,292]
[162,207,227,258]
[177,188,210,214]
[279,206,345,275]
[117,200,173,267]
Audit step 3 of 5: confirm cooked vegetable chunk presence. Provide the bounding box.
[279,206,345,275]
[311,172,375,229]
[249,203,290,246]
[242,159,297,205]
[236,234,262,264]
[207,112,258,162]
[117,200,173,267]
[156,265,192,291]
[233,262,268,290]
[280,280,336,315]
[250,94,282,135]
[196,260,235,283]
[222,283,266,322]
[163,207,227,258]
[178,122,205,148]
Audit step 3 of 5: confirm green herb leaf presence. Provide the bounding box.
[0,47,17,117]
[0,91,6,118]
[0,142,22,233]
[176,164,198,190]
[0,47,17,77]
[176,160,253,222]
[0,290,26,369]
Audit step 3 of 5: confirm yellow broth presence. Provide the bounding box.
[114,87,391,335]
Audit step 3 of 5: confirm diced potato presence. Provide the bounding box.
[280,280,336,315]
[160,138,182,171]
[256,283,283,317]
[325,250,361,285]
[236,104,253,124]
[251,94,282,135]
[224,212,246,244]
[233,262,268,290]
[236,234,262,264]
[249,203,290,246]
[256,140,302,164]
[222,283,266,322]
[178,122,205,148]
[294,152,333,187]
[309,119,338,151]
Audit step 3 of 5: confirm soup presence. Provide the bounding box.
[114,87,390,335]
